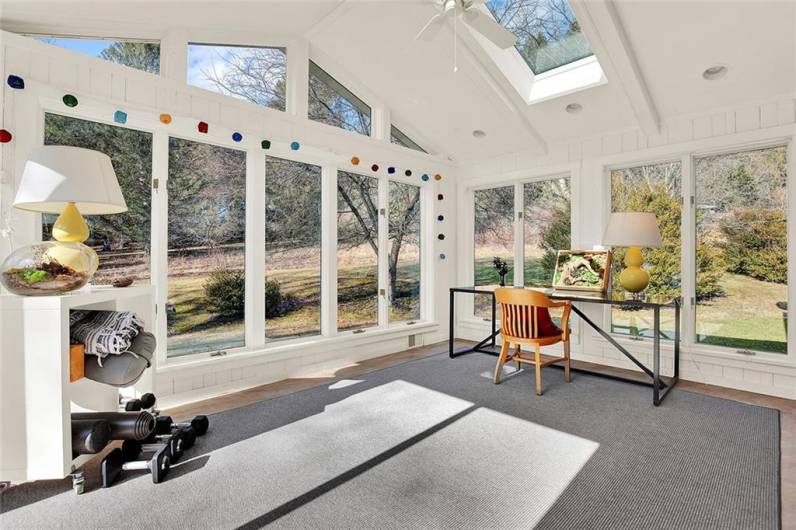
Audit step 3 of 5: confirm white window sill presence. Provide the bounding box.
[155,321,439,374]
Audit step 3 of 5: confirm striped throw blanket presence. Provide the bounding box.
[70,310,144,365]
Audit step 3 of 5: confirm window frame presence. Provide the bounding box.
[599,138,794,364]
[308,59,372,136]
[462,167,578,326]
[185,42,288,112]
[28,33,162,75]
[390,125,427,154]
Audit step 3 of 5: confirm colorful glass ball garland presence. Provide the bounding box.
[47,91,451,261]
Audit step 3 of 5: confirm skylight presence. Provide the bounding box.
[390,126,427,153]
[485,0,593,75]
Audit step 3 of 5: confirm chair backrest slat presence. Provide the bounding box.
[495,288,557,340]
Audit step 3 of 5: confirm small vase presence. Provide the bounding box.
[499,273,507,287]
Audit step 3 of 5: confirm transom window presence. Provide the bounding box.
[187,43,287,112]
[390,126,427,153]
[35,36,160,74]
[308,60,371,136]
[485,0,593,74]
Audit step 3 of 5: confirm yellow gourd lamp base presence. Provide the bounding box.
[49,202,99,274]
[52,202,89,242]
[618,245,649,294]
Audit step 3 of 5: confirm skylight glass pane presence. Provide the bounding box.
[187,44,287,112]
[36,37,160,74]
[390,126,427,153]
[485,0,593,74]
[308,60,371,136]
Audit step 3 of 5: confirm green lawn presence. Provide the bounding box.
[166,262,420,356]
[473,258,787,354]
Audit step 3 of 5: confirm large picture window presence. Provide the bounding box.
[337,172,380,332]
[265,157,322,340]
[695,146,788,353]
[524,178,570,287]
[167,138,246,357]
[389,181,422,322]
[474,185,515,318]
[187,43,287,112]
[43,113,152,285]
[610,161,682,339]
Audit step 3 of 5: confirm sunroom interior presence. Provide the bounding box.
[0,1,793,528]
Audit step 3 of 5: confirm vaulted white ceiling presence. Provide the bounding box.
[1,0,793,164]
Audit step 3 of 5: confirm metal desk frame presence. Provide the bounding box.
[449,286,680,406]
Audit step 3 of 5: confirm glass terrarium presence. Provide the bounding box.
[0,241,98,296]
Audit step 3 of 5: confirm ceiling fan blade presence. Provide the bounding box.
[415,12,447,42]
[462,9,517,49]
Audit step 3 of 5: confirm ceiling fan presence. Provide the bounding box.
[415,0,517,50]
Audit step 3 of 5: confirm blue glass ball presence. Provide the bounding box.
[421,174,429,182]
[232,132,243,142]
[290,141,300,150]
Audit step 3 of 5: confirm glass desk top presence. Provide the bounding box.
[451,285,679,309]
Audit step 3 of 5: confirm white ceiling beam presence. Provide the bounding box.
[570,0,660,135]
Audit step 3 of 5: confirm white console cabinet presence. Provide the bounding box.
[0,285,154,483]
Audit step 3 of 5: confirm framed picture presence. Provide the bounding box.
[552,250,612,292]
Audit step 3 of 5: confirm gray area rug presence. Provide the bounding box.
[0,352,780,529]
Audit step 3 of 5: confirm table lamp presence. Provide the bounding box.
[602,212,661,296]
[0,146,127,295]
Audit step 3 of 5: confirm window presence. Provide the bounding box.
[337,171,380,332]
[308,60,371,135]
[610,161,682,339]
[474,185,515,317]
[265,157,322,340]
[167,138,246,357]
[389,181,422,322]
[485,0,593,74]
[187,44,287,112]
[390,126,427,153]
[695,146,788,354]
[36,37,160,74]
[42,113,152,285]
[524,178,570,287]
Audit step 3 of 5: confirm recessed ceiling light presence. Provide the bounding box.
[472,129,486,138]
[565,103,582,114]
[702,65,727,80]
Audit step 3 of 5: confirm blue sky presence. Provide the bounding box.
[38,37,112,58]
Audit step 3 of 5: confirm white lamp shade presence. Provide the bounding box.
[13,146,127,215]
[603,212,662,248]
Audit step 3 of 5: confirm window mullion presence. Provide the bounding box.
[151,131,169,369]
[680,154,696,348]
[321,164,337,337]
[378,175,389,327]
[248,151,266,349]
[514,182,524,287]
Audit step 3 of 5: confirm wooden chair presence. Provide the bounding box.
[493,288,572,395]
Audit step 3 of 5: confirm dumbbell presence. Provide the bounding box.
[155,415,209,437]
[101,445,170,487]
[121,393,157,412]
[139,427,193,461]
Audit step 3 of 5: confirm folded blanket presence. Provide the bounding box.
[70,310,144,365]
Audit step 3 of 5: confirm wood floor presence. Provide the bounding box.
[166,339,796,530]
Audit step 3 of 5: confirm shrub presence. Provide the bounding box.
[204,269,245,317]
[721,208,787,284]
[265,279,283,318]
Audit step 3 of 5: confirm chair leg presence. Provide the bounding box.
[564,339,571,383]
[514,344,521,372]
[493,340,510,384]
[534,344,542,396]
